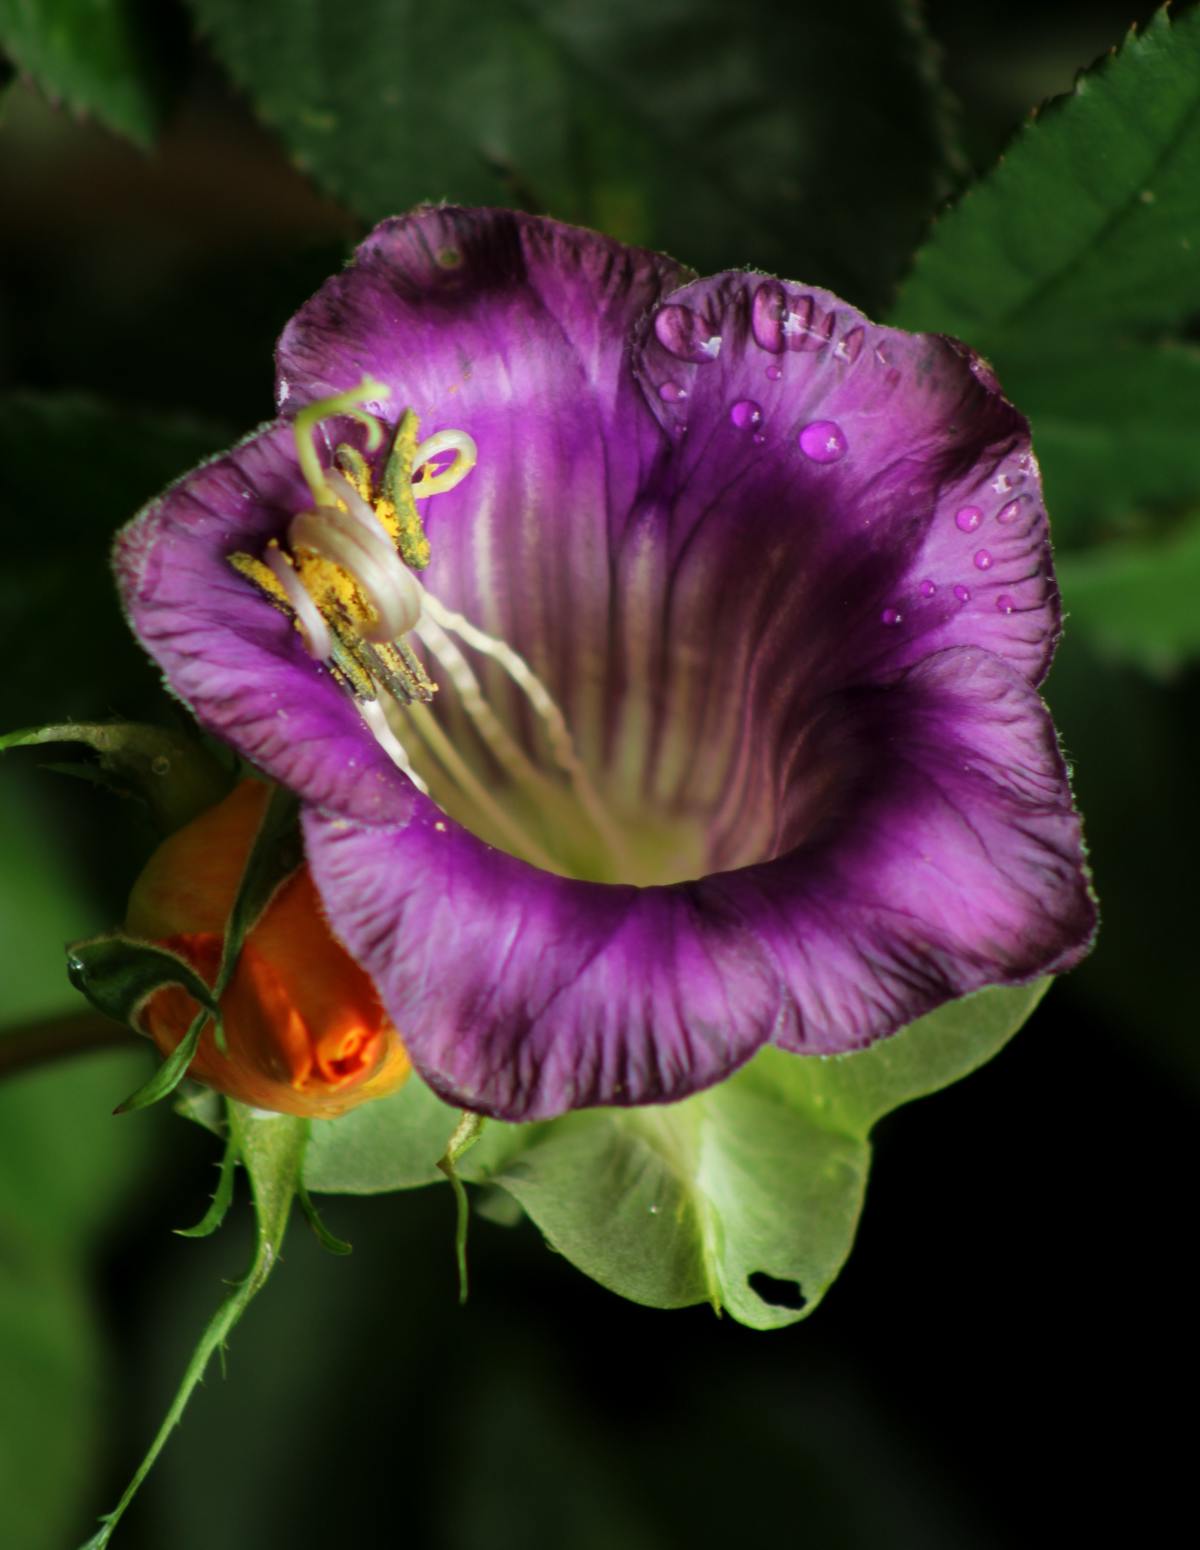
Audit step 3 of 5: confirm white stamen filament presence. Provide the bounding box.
[411,430,478,496]
[290,503,423,642]
[266,544,332,661]
[414,611,550,794]
[417,587,633,874]
[358,698,429,794]
[403,701,560,872]
[275,399,623,875]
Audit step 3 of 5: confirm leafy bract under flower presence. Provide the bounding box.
[114,207,1095,1122]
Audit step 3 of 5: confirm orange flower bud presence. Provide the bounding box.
[126,780,410,1117]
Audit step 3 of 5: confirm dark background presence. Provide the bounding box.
[0,2,1192,1545]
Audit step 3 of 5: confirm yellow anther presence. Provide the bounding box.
[228,550,291,609]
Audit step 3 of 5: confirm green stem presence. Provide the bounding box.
[78,1229,279,1550]
[0,1010,133,1081]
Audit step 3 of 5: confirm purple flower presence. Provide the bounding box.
[114,206,1095,1123]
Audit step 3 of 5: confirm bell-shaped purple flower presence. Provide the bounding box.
[115,207,1095,1122]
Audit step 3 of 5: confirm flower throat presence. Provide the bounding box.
[228,381,629,878]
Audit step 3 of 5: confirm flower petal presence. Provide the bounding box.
[304,647,1093,1121]
[115,209,690,817]
[114,422,417,823]
[633,273,1061,690]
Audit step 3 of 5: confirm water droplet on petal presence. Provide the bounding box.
[752,432,767,445]
[730,399,763,430]
[954,584,971,604]
[919,579,937,597]
[973,548,994,571]
[658,381,688,403]
[955,505,983,533]
[798,420,848,463]
[766,363,783,381]
[992,473,1014,494]
[996,594,1016,615]
[655,304,722,363]
[752,282,789,353]
[835,327,865,363]
[881,607,902,625]
[997,498,1024,525]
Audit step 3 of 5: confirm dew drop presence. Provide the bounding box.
[798,420,848,463]
[997,498,1024,525]
[658,381,688,403]
[973,548,994,571]
[881,607,902,625]
[919,578,937,597]
[996,594,1016,615]
[655,304,722,363]
[835,326,864,363]
[766,363,783,381]
[954,584,971,603]
[992,473,1014,494]
[752,432,767,445]
[730,398,763,430]
[955,505,983,533]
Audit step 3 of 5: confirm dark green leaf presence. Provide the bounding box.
[185,0,960,311]
[1,721,233,833]
[1057,513,1200,674]
[893,7,1200,344]
[0,0,169,147]
[1001,343,1200,544]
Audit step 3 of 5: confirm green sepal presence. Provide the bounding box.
[297,1180,353,1256]
[65,933,221,1035]
[0,721,233,834]
[113,1012,207,1115]
[437,1111,487,1305]
[174,1126,239,1239]
[216,783,302,986]
[76,1103,309,1550]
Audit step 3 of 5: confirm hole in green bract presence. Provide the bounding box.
[748,1271,807,1311]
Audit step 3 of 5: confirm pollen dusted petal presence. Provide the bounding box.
[114,421,418,824]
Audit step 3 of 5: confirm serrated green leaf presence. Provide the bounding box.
[1057,514,1200,674]
[0,0,168,147]
[894,7,1200,343]
[1000,343,1200,544]
[185,0,959,311]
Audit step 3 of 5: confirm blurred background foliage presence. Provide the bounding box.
[0,0,1194,1544]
